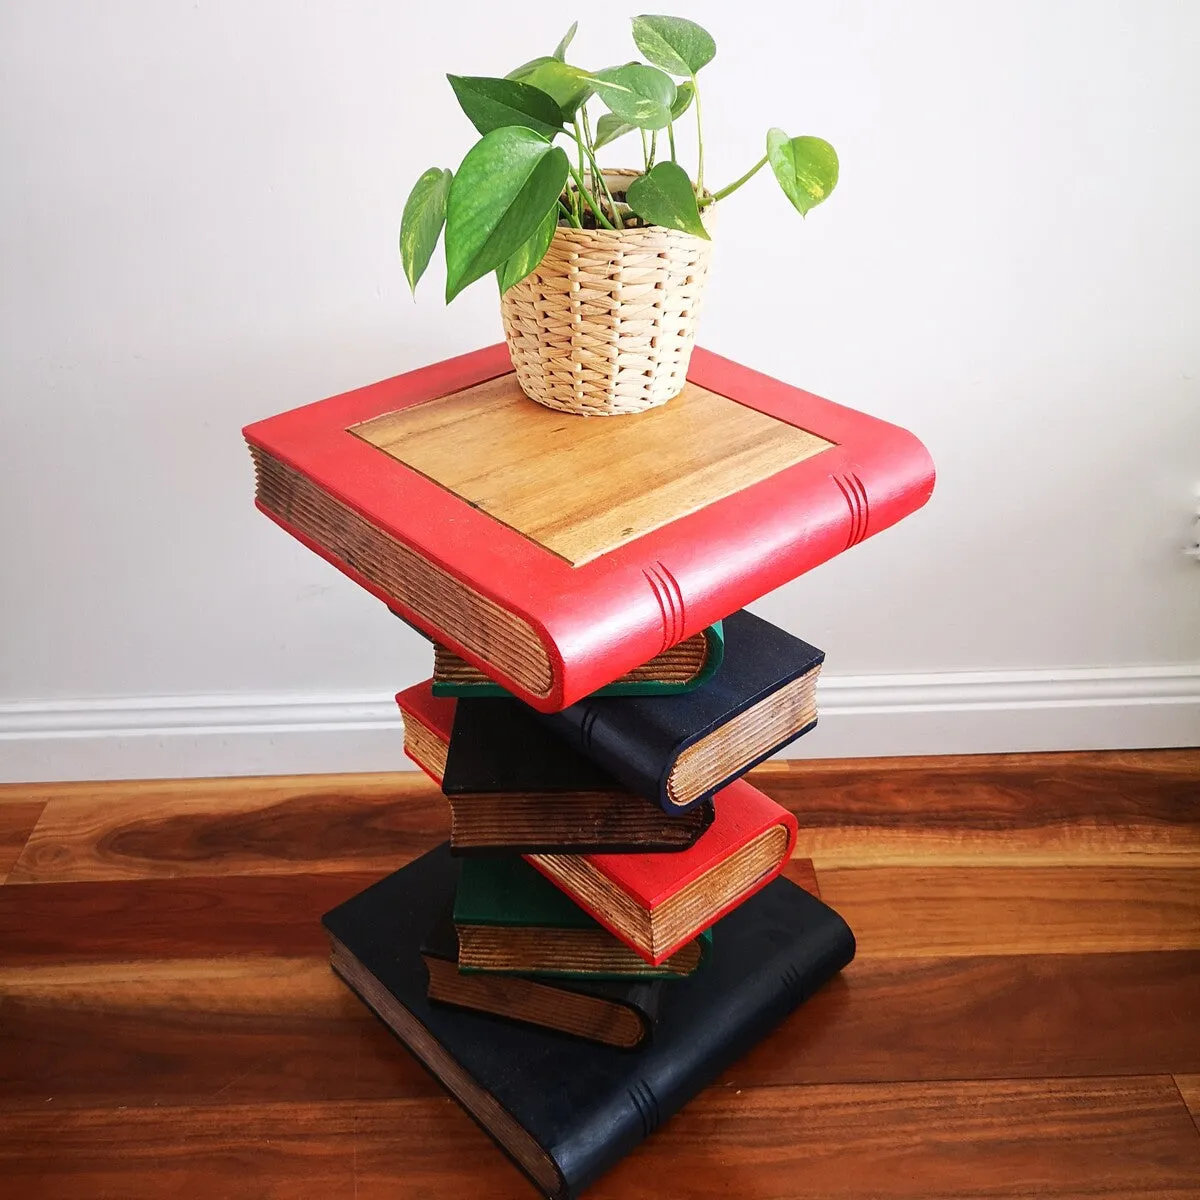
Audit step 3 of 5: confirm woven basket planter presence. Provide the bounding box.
[501,173,714,416]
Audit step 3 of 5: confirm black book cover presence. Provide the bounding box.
[442,697,714,853]
[532,609,825,812]
[421,904,665,1046]
[323,843,855,1200]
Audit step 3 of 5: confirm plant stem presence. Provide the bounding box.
[592,158,624,228]
[692,75,704,192]
[700,153,769,207]
[580,108,623,228]
[666,118,676,162]
[640,129,649,173]
[567,157,615,230]
[648,129,657,169]
[558,197,581,228]
[572,119,588,225]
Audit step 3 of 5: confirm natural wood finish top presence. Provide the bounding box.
[351,373,833,566]
[1,748,1199,1197]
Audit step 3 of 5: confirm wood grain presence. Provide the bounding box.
[820,865,1200,957]
[780,855,820,898]
[4,950,1195,1113]
[669,669,818,804]
[0,872,379,964]
[1,751,1199,1197]
[772,750,1200,866]
[9,748,1194,885]
[0,1097,533,1200]
[724,951,1200,1086]
[352,373,832,565]
[591,1077,1200,1199]
[1177,1075,1200,1132]
[253,448,555,696]
[4,773,825,890]
[2,1079,1197,1200]
[435,630,710,685]
[0,958,430,1108]
[8,779,446,884]
[0,800,44,883]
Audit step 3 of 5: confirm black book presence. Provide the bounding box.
[421,904,664,1048]
[323,842,855,1200]
[532,609,825,812]
[442,698,714,853]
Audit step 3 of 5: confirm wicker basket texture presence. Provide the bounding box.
[501,174,714,416]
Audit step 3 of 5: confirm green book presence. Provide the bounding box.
[431,622,725,698]
[453,855,712,980]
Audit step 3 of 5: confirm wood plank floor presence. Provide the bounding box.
[1,750,1198,1198]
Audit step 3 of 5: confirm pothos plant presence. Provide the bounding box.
[400,14,839,302]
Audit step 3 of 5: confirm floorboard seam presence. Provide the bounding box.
[1170,1075,1200,1138]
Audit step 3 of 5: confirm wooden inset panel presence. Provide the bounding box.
[351,373,833,566]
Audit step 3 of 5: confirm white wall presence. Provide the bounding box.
[2,0,1197,781]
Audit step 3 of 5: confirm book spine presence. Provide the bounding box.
[553,911,857,1195]
[534,703,678,813]
[433,676,707,699]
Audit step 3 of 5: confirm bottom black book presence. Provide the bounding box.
[323,843,855,1200]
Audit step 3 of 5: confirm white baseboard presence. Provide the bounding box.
[2,666,1197,783]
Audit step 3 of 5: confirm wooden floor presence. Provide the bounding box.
[1,750,1198,1198]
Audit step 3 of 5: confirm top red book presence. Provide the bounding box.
[244,344,934,712]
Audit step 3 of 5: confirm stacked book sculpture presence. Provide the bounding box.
[244,344,934,1198]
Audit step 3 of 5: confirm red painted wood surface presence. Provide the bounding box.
[245,346,935,709]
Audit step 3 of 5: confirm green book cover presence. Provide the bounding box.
[432,622,725,699]
[453,855,712,980]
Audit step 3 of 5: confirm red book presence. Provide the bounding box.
[395,681,455,785]
[525,780,798,966]
[246,345,934,711]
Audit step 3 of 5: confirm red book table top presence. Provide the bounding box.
[245,344,934,711]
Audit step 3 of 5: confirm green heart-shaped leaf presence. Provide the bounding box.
[447,75,564,140]
[399,167,452,293]
[552,20,578,61]
[594,84,688,151]
[444,128,569,302]
[594,113,636,150]
[626,161,708,238]
[631,15,716,76]
[766,129,839,216]
[671,79,694,121]
[507,57,594,117]
[497,207,558,293]
[591,63,677,130]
